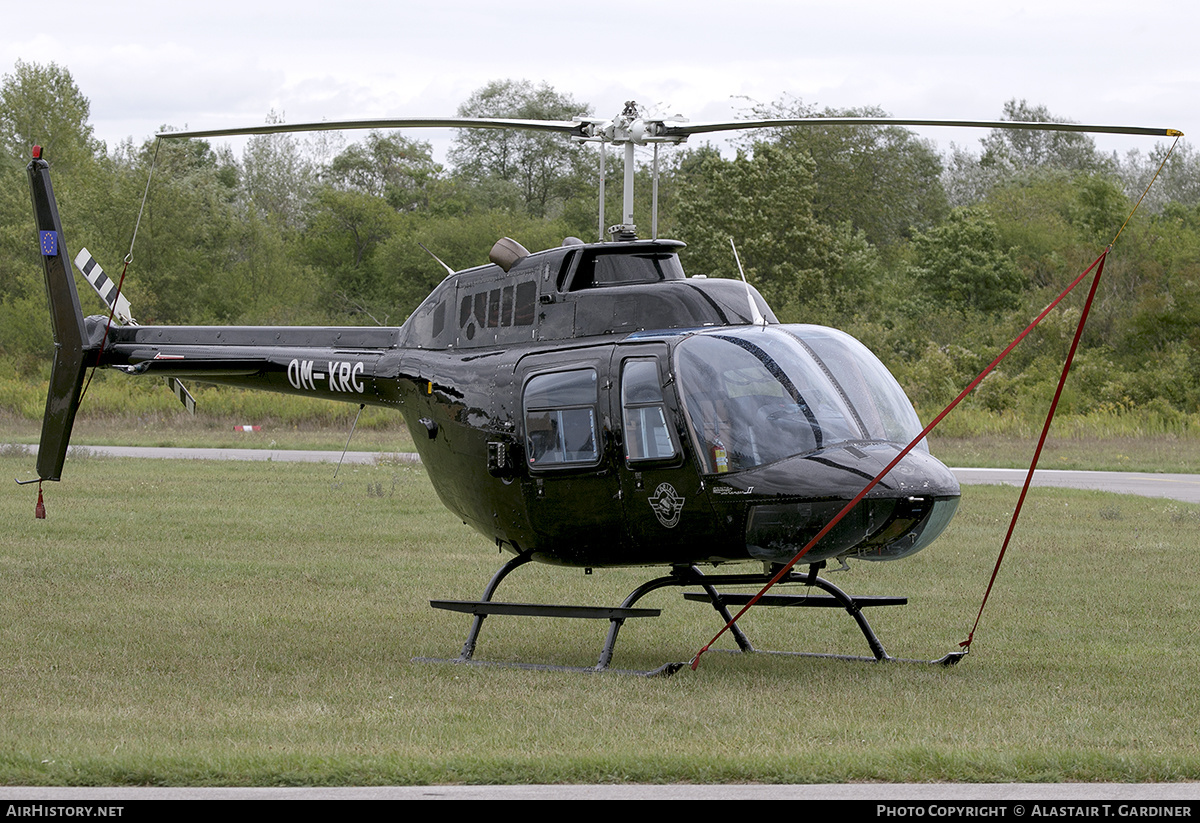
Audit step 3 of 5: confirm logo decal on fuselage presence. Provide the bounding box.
[712,485,754,495]
[648,483,685,528]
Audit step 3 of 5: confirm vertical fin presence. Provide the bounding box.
[28,151,93,481]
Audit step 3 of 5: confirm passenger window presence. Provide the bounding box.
[524,369,600,468]
[621,359,678,463]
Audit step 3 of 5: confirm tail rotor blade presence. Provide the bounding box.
[75,248,135,325]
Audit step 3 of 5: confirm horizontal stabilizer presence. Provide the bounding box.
[167,377,197,415]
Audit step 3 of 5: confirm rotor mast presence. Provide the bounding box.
[571,101,689,241]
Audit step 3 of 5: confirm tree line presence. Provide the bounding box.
[4,60,1200,423]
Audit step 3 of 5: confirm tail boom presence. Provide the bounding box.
[97,323,405,407]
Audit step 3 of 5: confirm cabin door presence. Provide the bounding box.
[611,343,720,565]
[515,346,624,563]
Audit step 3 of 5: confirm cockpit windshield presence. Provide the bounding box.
[676,325,926,473]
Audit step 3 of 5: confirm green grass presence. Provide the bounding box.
[928,433,1200,473]
[2,453,1199,785]
[1,409,416,453]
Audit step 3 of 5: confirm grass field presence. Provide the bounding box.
[927,434,1200,474]
[2,452,1198,786]
[1,410,418,455]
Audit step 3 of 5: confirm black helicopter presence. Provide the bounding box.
[23,103,1179,673]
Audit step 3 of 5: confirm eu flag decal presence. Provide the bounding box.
[40,231,58,256]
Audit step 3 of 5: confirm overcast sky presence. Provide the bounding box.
[3,0,1193,165]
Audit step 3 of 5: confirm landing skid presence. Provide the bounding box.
[414,553,964,675]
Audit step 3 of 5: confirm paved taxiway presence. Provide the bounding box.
[22,445,1200,504]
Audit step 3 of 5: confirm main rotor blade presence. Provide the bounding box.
[663,117,1182,139]
[157,116,592,140]
[157,112,1181,145]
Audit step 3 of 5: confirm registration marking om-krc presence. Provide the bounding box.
[287,358,365,393]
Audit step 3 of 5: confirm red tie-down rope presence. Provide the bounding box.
[952,134,1182,651]
[687,136,1180,669]
[958,250,1106,652]
[690,249,1110,670]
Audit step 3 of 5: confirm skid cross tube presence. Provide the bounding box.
[681,565,900,661]
[598,565,756,670]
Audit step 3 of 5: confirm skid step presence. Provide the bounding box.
[431,599,660,620]
[683,593,907,608]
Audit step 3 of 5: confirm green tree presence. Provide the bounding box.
[114,135,242,323]
[943,143,1008,208]
[0,60,106,360]
[228,208,322,324]
[369,210,574,321]
[946,101,1119,212]
[672,141,869,317]
[983,167,1133,291]
[747,97,947,251]
[909,206,1024,314]
[1069,174,1129,244]
[448,80,592,218]
[979,99,1110,175]
[0,59,101,171]
[325,131,446,212]
[300,186,404,319]
[1117,139,1200,211]
[241,114,316,231]
[982,170,1079,290]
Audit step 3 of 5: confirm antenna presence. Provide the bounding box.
[729,239,766,327]
[418,242,455,276]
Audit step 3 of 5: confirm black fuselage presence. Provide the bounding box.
[92,239,959,568]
